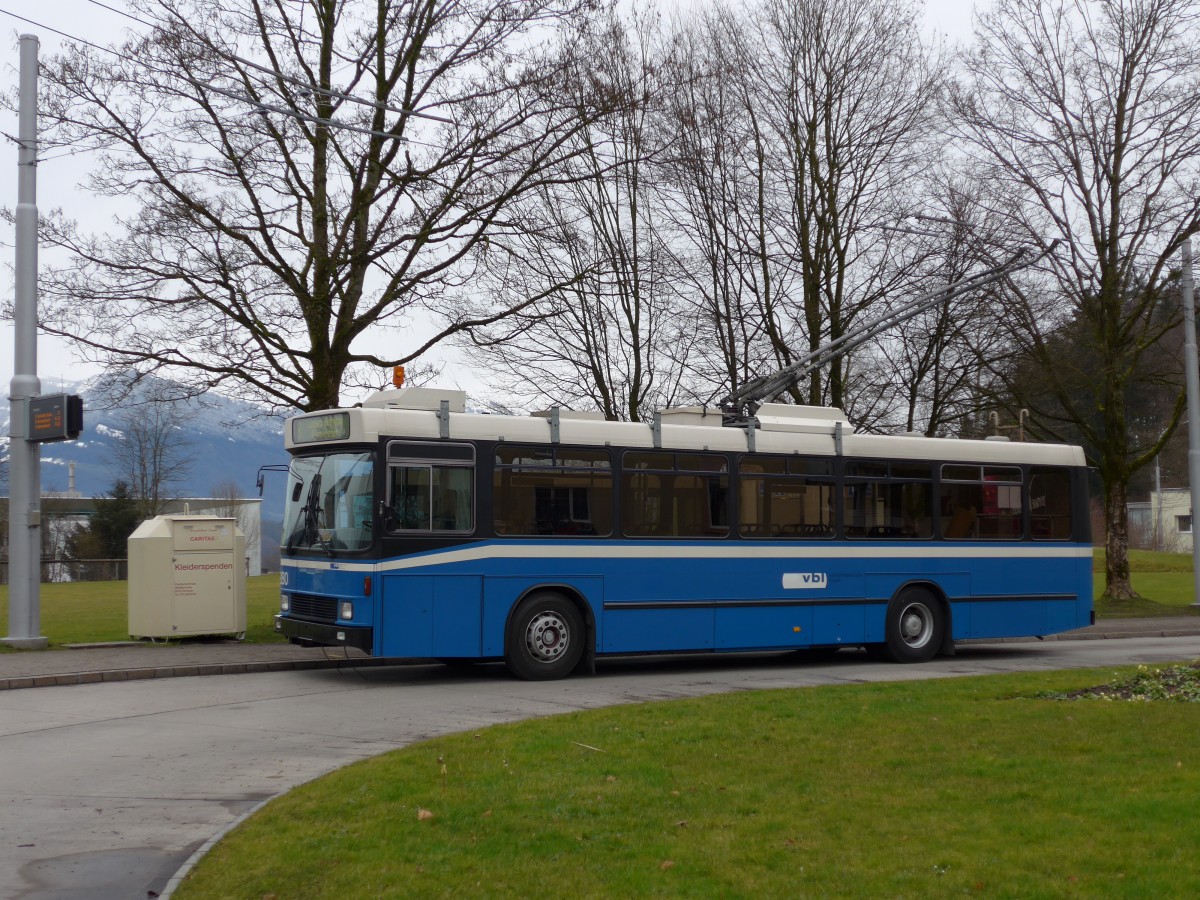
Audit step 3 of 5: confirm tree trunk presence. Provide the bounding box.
[1103,477,1138,602]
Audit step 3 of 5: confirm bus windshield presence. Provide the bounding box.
[283,451,374,553]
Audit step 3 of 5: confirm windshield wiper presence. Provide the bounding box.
[304,473,336,555]
[286,472,334,555]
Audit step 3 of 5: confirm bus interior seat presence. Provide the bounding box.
[945,505,978,539]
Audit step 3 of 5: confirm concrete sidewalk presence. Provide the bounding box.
[3,616,1200,692]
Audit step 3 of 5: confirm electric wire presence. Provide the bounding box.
[0,6,115,55]
[79,0,151,29]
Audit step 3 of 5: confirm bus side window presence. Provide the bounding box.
[393,466,431,530]
[495,445,609,537]
[388,459,474,533]
[844,461,932,539]
[940,465,1021,540]
[621,454,728,539]
[434,488,458,530]
[1030,467,1072,540]
[737,456,834,538]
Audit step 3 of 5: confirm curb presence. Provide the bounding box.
[967,626,1200,645]
[1049,628,1200,640]
[0,655,403,692]
[159,794,279,898]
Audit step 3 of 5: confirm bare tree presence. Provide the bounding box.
[210,478,262,554]
[954,0,1200,600]
[873,173,1020,437]
[462,9,686,420]
[749,0,946,408]
[109,401,194,518]
[659,4,789,406]
[28,0,613,412]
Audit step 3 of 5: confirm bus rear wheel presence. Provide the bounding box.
[880,589,944,663]
[505,592,585,680]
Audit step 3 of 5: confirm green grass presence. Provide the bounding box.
[1092,549,1200,616]
[174,665,1200,899]
[0,574,285,649]
[1094,549,1196,573]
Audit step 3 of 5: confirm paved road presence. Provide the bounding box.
[2,636,1199,899]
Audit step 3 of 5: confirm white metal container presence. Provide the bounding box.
[128,515,247,640]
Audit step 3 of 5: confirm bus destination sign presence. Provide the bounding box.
[28,393,84,443]
[293,411,351,444]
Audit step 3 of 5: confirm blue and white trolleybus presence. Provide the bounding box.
[274,386,1093,679]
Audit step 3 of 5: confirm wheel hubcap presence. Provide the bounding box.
[899,602,933,649]
[526,611,570,663]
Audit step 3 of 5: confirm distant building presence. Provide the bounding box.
[1134,488,1193,554]
[1128,500,1152,548]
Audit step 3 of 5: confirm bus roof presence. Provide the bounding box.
[283,387,1086,467]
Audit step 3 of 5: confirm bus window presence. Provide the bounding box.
[494,446,612,536]
[394,466,431,529]
[388,463,474,533]
[738,455,834,538]
[843,460,932,539]
[621,452,729,538]
[939,465,1022,540]
[1030,467,1073,540]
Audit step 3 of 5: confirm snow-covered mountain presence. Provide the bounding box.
[1,375,289,503]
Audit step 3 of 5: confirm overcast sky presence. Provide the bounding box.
[0,0,985,398]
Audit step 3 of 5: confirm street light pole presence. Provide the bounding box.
[4,34,46,648]
[1179,238,1200,608]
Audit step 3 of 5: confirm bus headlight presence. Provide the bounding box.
[340,601,354,620]
[280,595,289,613]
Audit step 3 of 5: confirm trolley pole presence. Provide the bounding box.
[4,35,46,649]
[1182,238,1200,609]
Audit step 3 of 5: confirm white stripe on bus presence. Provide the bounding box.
[280,542,1092,575]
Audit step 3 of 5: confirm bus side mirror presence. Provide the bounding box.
[256,463,290,497]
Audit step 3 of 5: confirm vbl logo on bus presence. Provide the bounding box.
[782,572,829,589]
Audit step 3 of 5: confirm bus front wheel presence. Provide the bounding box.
[505,592,585,680]
[879,589,944,663]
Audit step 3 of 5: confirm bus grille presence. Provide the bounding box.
[289,594,338,623]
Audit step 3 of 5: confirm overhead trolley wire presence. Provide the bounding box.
[0,6,116,55]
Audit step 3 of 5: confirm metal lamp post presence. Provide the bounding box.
[1180,238,1200,608]
[4,34,46,648]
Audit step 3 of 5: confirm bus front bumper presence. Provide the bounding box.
[274,615,373,654]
